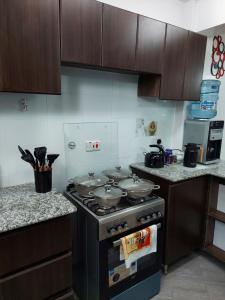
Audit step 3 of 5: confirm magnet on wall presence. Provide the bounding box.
[211,35,225,79]
[136,118,145,137]
[148,121,157,136]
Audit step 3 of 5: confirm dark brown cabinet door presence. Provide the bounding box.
[0,0,60,94]
[61,0,102,66]
[0,254,72,300]
[0,215,73,277]
[136,16,166,74]
[102,5,137,70]
[166,177,207,265]
[160,25,188,100]
[182,32,207,101]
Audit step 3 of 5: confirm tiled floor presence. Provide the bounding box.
[153,252,225,300]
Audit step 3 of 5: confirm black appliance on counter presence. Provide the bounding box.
[183,143,200,168]
[144,144,165,168]
[65,186,165,300]
[183,120,224,164]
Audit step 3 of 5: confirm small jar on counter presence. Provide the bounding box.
[165,149,173,164]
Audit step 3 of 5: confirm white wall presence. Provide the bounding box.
[0,67,181,191]
[192,0,225,32]
[202,37,225,250]
[202,35,225,159]
[98,0,225,33]
[97,0,196,30]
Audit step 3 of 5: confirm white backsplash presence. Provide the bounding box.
[0,67,184,190]
[64,122,119,180]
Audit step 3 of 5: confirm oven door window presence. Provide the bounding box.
[107,225,162,289]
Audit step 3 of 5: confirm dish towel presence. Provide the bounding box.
[120,224,157,268]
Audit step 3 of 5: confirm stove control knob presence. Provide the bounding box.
[157,211,162,218]
[146,215,151,221]
[123,223,129,229]
[152,213,157,219]
[117,225,123,232]
[108,227,117,235]
[140,217,146,224]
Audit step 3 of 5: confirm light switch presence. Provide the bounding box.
[85,141,101,152]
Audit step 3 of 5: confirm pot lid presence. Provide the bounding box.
[74,172,109,188]
[103,166,130,180]
[93,185,124,200]
[118,175,154,192]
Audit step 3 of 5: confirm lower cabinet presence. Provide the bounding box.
[166,177,208,265]
[130,167,208,267]
[0,254,72,300]
[0,214,74,300]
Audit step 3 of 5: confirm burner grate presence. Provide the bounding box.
[69,191,159,216]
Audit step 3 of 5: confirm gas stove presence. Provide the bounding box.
[65,188,165,241]
[65,186,165,300]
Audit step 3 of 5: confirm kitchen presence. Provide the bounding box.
[0,0,225,300]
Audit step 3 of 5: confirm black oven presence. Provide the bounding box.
[72,204,164,300]
[99,219,164,300]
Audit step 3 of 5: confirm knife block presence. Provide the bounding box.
[34,170,52,193]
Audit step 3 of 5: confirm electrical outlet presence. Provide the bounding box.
[19,98,28,112]
[85,141,101,152]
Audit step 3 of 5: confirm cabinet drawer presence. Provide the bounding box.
[0,253,72,300]
[54,290,75,300]
[0,214,73,277]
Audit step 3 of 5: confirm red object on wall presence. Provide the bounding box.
[211,35,225,79]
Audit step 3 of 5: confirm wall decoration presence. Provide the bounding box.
[211,35,225,79]
[135,119,158,137]
[148,121,157,136]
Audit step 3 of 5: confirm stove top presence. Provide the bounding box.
[69,190,159,216]
[65,188,165,241]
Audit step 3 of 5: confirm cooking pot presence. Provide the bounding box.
[74,172,111,197]
[144,144,165,168]
[103,166,130,182]
[115,175,160,199]
[89,185,127,207]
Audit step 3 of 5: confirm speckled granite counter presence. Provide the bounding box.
[0,183,76,234]
[130,161,225,183]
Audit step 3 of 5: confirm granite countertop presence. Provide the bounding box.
[130,161,225,183]
[0,183,76,234]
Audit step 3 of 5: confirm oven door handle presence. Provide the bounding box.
[112,223,162,248]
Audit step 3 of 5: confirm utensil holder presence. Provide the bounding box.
[34,170,52,193]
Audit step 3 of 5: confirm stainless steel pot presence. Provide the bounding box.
[115,175,160,199]
[90,185,127,207]
[74,172,112,197]
[103,166,130,182]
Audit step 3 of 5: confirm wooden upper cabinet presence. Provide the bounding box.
[136,16,166,74]
[182,32,207,101]
[0,0,60,94]
[61,0,102,66]
[102,5,138,70]
[160,25,188,100]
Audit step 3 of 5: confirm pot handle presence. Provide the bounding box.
[153,185,160,190]
[122,191,128,197]
[143,152,147,156]
[88,191,94,196]
[108,179,114,184]
[113,182,119,186]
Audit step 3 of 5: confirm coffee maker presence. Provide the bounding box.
[183,120,224,164]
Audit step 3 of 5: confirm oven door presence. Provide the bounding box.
[99,218,164,300]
